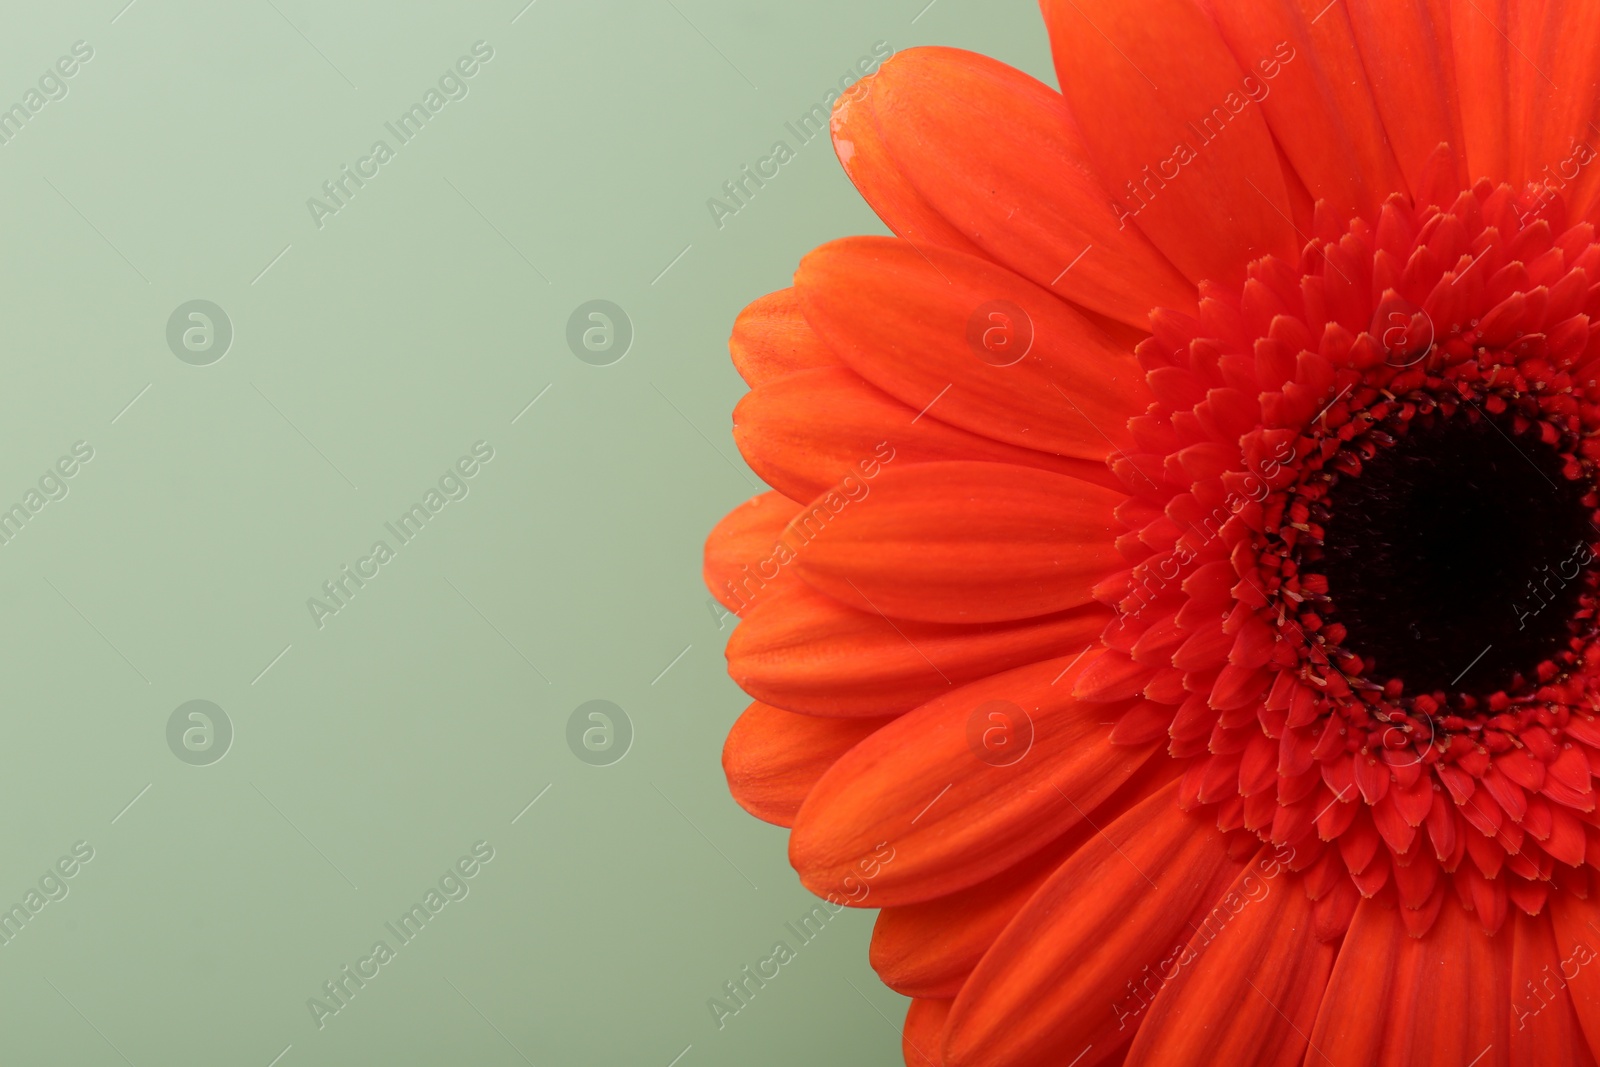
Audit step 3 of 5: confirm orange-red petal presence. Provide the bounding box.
[1451,0,1513,184]
[871,758,1177,999]
[789,654,1155,905]
[732,366,1121,504]
[1511,907,1597,1067]
[1041,0,1298,287]
[944,782,1247,1067]
[1123,848,1336,1066]
[1309,893,1510,1064]
[795,236,1149,462]
[729,287,843,389]
[1204,0,1403,222]
[871,845,1067,1001]
[704,491,805,614]
[829,74,989,261]
[722,702,889,827]
[728,582,1107,717]
[866,46,1194,329]
[788,461,1123,624]
[1506,3,1600,219]
[1548,887,1600,1062]
[1340,0,1469,198]
[903,998,953,1067]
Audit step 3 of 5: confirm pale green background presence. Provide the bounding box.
[0,2,1051,1063]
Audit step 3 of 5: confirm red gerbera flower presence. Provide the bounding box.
[705,2,1600,1063]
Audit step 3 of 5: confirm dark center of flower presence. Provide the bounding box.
[1318,411,1594,697]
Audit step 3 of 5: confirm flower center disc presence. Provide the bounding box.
[1318,408,1595,697]
[1094,175,1600,933]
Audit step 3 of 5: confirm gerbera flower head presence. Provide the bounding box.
[706,2,1600,1063]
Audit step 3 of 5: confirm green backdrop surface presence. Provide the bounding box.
[0,2,1051,1063]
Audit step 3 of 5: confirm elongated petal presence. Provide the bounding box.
[704,492,805,614]
[1548,888,1600,1061]
[788,461,1123,624]
[903,998,953,1067]
[1041,0,1298,287]
[830,74,989,260]
[722,702,889,827]
[1124,848,1335,1066]
[871,760,1176,998]
[1504,2,1600,219]
[1451,0,1513,184]
[1309,893,1510,1064]
[867,46,1194,328]
[944,783,1247,1067]
[1341,0,1468,197]
[728,582,1107,717]
[871,845,1068,1000]
[796,236,1149,462]
[1511,909,1597,1067]
[1204,0,1403,221]
[790,654,1155,905]
[733,366,1120,504]
[730,288,842,388]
